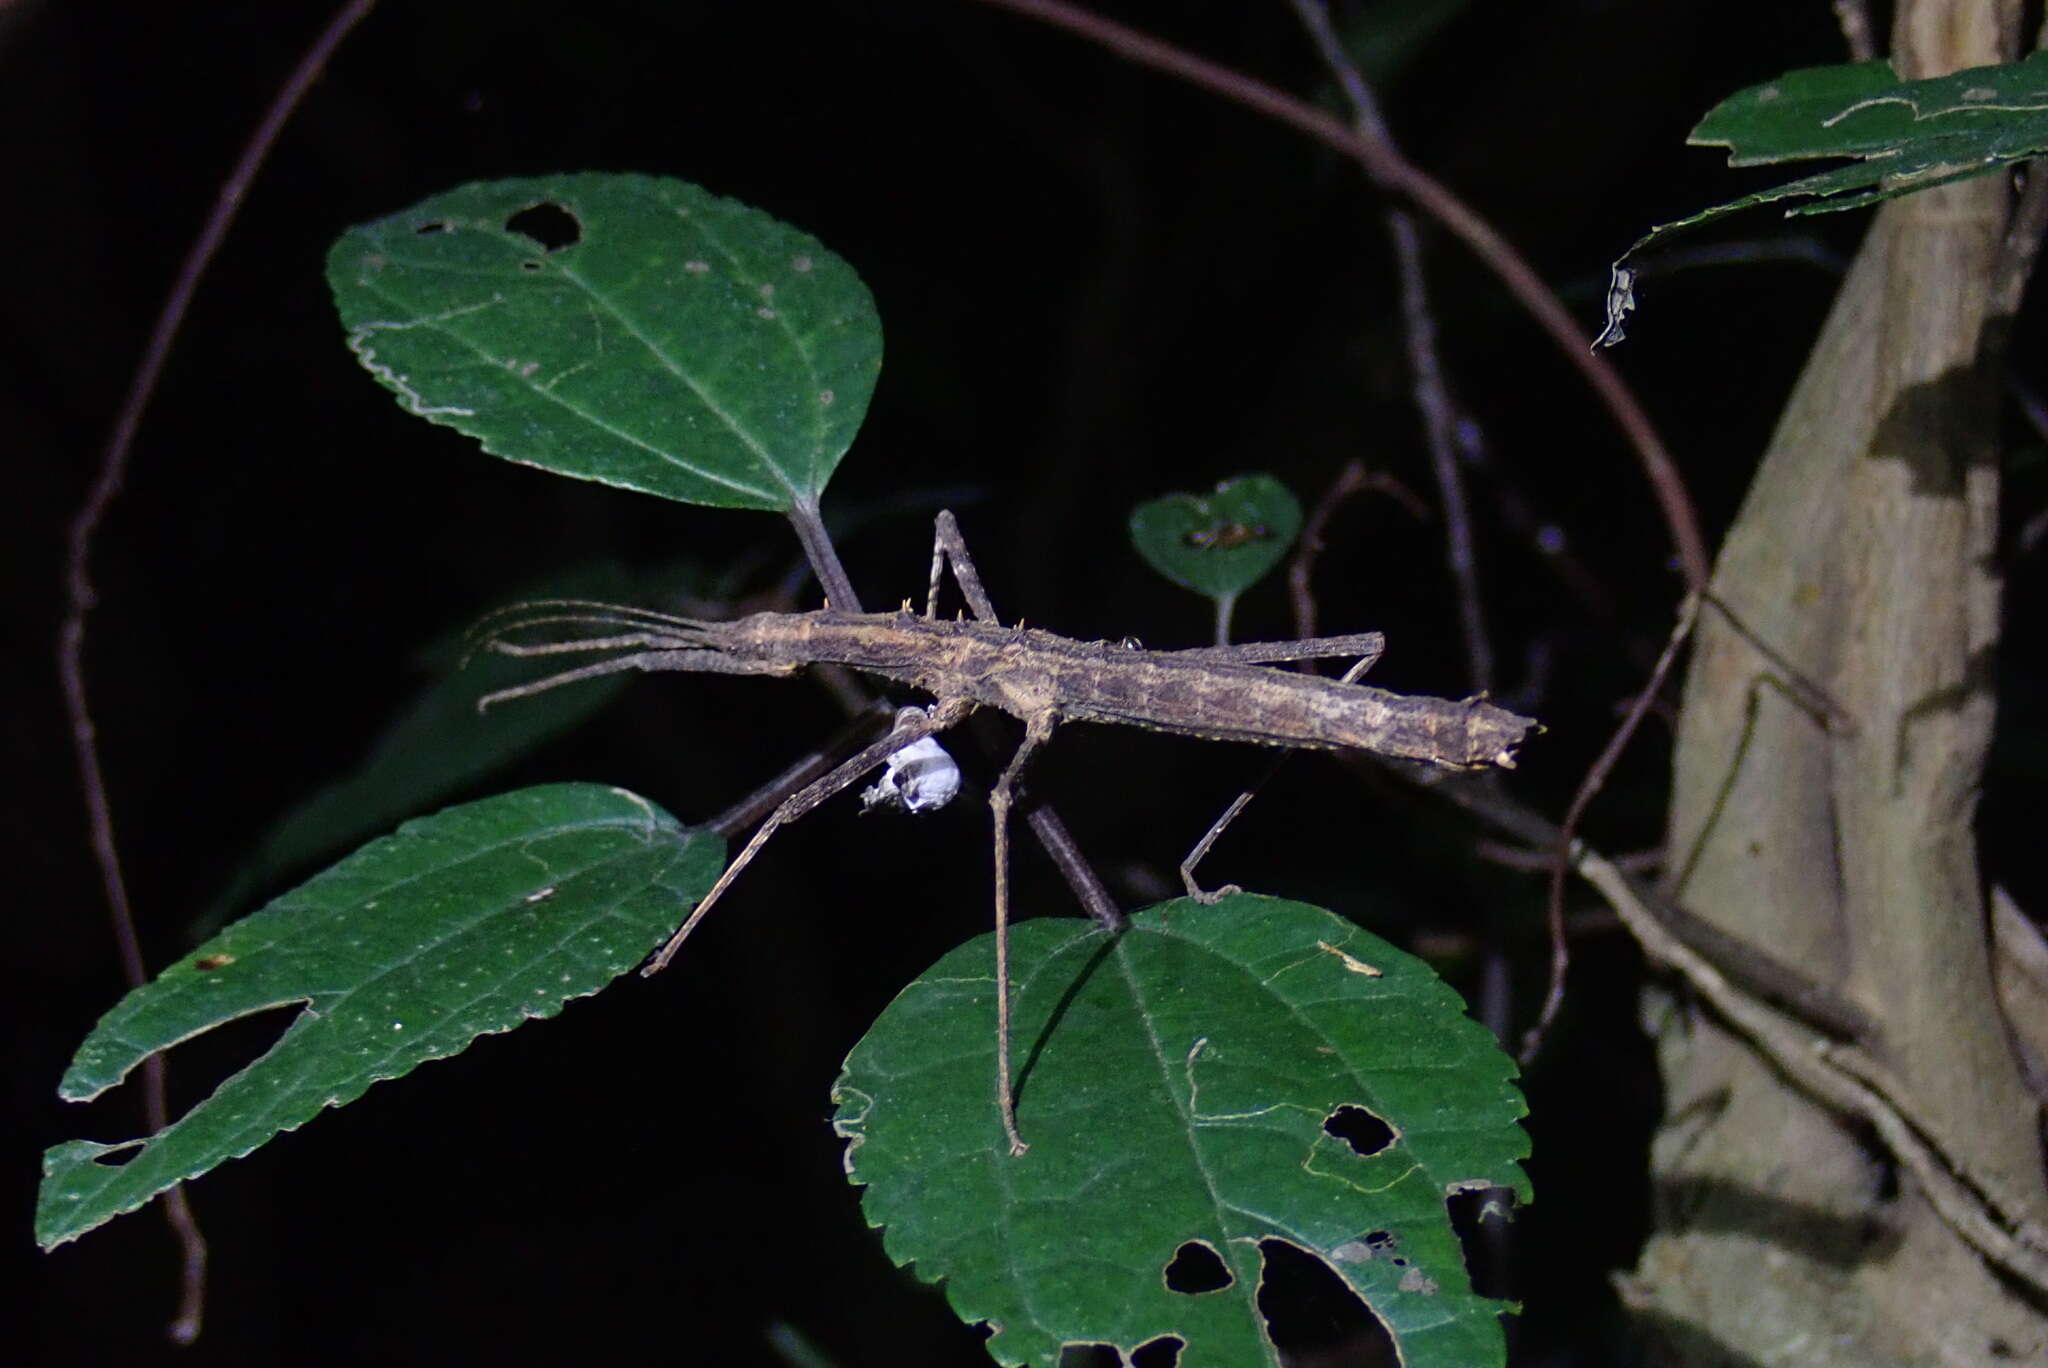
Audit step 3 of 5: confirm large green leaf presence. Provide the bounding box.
[327,173,881,509]
[1599,51,2048,345]
[38,784,721,1249]
[834,895,1530,1367]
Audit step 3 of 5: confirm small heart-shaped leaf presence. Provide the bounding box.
[1129,474,1303,603]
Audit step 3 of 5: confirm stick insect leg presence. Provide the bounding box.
[932,510,1125,1131]
[990,711,1056,1157]
[928,510,1001,622]
[1179,650,1383,901]
[1159,631,1386,670]
[642,697,974,975]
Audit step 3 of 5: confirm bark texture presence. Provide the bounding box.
[1625,2,2047,1361]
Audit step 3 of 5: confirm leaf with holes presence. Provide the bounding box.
[1600,51,2048,344]
[327,173,880,510]
[833,894,1530,1367]
[1128,475,1304,604]
[37,784,721,1249]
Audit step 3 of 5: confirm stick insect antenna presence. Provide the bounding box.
[466,594,714,635]
[461,599,714,663]
[475,649,745,712]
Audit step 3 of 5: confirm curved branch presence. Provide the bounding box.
[969,0,1709,592]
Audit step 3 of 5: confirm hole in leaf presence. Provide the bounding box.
[1256,1238,1398,1366]
[1330,1229,1400,1265]
[504,202,581,252]
[1130,1334,1184,1367]
[412,219,453,235]
[1163,1239,1233,1293]
[1323,1104,1395,1157]
[1447,1184,1519,1300]
[158,1000,306,1107]
[1055,1344,1122,1368]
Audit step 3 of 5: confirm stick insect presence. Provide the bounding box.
[475,512,1537,1156]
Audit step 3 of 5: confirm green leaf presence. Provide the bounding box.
[1128,475,1304,603]
[327,173,881,510]
[38,784,721,1249]
[1599,52,2048,345]
[834,895,1529,1367]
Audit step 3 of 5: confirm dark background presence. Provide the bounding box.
[8,1,2044,1363]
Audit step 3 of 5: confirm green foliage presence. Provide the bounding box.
[327,173,881,511]
[1600,50,2048,344]
[1128,474,1303,604]
[195,562,664,937]
[38,785,720,1249]
[836,895,1529,1367]
[52,175,1533,1361]
[1691,52,2048,208]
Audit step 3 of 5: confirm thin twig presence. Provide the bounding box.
[1390,211,1492,692]
[1577,851,2048,1294]
[970,0,1710,593]
[1287,462,1365,644]
[1474,840,1663,876]
[1022,803,1125,932]
[1287,0,1491,693]
[965,712,1128,927]
[1411,705,2009,1270]
[1212,593,1236,649]
[1285,460,1426,642]
[55,0,380,1342]
[1521,594,1699,1064]
[1398,760,1874,1042]
[1457,424,1620,629]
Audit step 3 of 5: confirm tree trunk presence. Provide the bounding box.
[1624,2,2046,1361]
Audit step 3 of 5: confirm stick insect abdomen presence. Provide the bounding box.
[1043,650,1533,769]
[713,610,1535,771]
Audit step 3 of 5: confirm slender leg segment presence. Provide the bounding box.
[642,696,975,975]
[1178,649,1384,901]
[990,711,1056,1157]
[932,509,1075,1154]
[1156,632,1386,669]
[929,510,1001,622]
